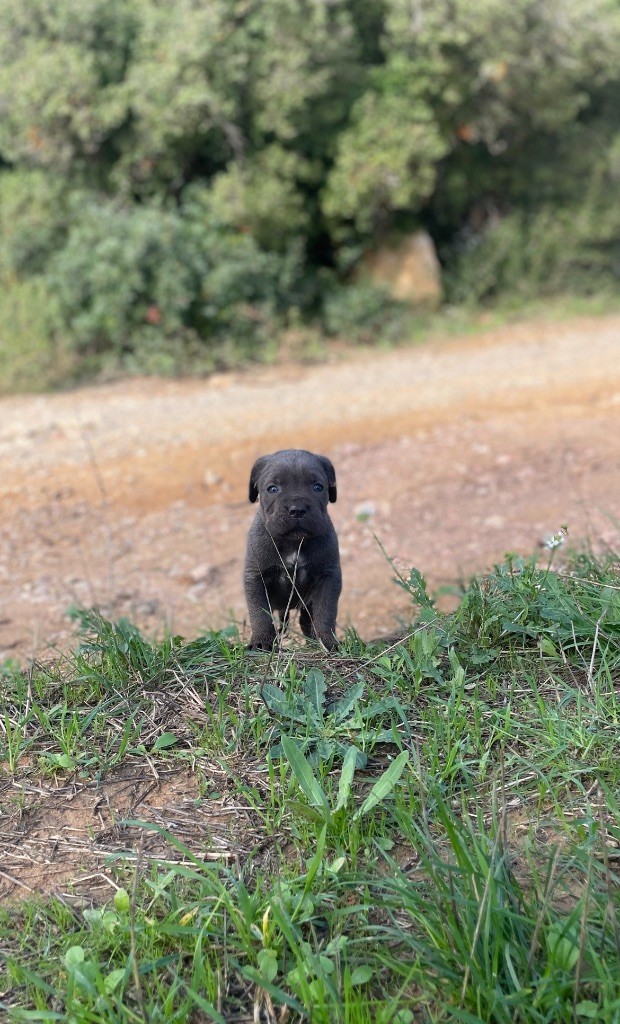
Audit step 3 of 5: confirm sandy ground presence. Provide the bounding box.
[1,312,620,662]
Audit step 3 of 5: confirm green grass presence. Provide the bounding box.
[0,275,75,394]
[1,547,619,1022]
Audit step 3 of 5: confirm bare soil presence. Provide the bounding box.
[1,312,620,662]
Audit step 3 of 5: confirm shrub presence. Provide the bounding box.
[46,196,289,375]
[0,275,64,393]
[444,197,620,305]
[0,170,70,277]
[322,281,404,344]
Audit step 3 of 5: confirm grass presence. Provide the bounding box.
[0,546,619,1022]
[0,275,76,394]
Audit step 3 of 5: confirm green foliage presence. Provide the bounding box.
[0,276,62,393]
[396,547,620,676]
[380,787,620,1023]
[69,608,177,685]
[445,196,620,304]
[262,666,401,766]
[1,544,620,1019]
[0,0,136,170]
[323,77,449,236]
[2,0,620,380]
[322,281,405,344]
[209,145,313,252]
[282,734,409,829]
[110,0,363,196]
[0,171,71,276]
[46,195,287,374]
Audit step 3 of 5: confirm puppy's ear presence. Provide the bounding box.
[318,456,337,503]
[248,456,268,502]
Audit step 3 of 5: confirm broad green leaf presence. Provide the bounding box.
[329,855,346,874]
[332,682,364,722]
[287,799,327,824]
[282,735,330,816]
[316,738,336,761]
[303,668,327,717]
[257,948,278,983]
[575,1001,601,1019]
[63,945,85,968]
[261,684,306,722]
[546,923,580,970]
[333,740,366,768]
[53,753,75,770]
[114,887,130,912]
[152,731,178,751]
[350,964,373,985]
[540,636,558,657]
[335,745,359,812]
[353,750,409,820]
[104,968,126,994]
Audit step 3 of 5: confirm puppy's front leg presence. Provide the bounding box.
[244,574,277,650]
[304,572,341,650]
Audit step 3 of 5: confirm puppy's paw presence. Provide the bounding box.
[316,633,338,652]
[247,634,276,652]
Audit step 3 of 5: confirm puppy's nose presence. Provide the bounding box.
[288,504,308,519]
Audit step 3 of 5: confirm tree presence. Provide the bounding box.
[1,0,620,378]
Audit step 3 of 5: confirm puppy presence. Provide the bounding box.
[244,449,341,650]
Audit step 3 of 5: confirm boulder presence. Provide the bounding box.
[363,230,442,309]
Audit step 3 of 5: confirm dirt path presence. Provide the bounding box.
[1,313,619,662]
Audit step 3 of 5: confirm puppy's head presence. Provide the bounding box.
[248,449,337,539]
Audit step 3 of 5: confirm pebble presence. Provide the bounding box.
[203,470,223,487]
[189,563,212,584]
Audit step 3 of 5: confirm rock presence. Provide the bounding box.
[203,470,223,487]
[483,515,505,529]
[363,230,442,309]
[188,563,212,584]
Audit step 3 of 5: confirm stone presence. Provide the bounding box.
[189,563,212,584]
[363,230,442,309]
[203,470,223,487]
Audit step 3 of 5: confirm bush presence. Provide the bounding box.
[3,0,620,382]
[0,170,70,277]
[322,281,405,344]
[46,197,290,375]
[0,276,65,393]
[444,198,620,305]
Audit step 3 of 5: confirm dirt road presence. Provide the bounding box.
[1,313,619,662]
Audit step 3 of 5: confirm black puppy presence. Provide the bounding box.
[244,449,341,650]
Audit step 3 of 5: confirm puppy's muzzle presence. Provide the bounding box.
[287,503,309,520]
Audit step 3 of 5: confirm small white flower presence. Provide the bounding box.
[544,529,567,550]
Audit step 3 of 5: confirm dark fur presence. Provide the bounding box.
[244,449,342,650]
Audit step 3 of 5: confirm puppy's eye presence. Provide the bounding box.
[267,485,279,494]
[313,483,324,492]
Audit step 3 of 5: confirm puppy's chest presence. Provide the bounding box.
[277,551,309,589]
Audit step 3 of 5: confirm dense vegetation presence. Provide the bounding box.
[1,0,620,382]
[1,547,619,1020]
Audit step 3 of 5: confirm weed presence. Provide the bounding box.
[262,665,404,766]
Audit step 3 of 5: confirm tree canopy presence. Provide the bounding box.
[1,0,619,376]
